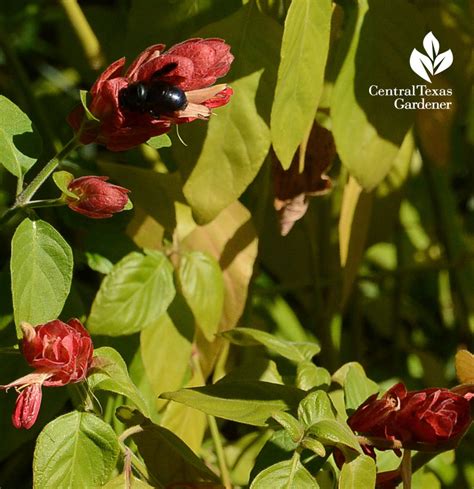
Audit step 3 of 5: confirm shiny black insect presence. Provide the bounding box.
[119,62,188,118]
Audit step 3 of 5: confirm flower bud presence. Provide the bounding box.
[67,176,130,219]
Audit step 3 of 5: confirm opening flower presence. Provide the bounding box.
[1,319,94,429]
[66,175,130,219]
[67,38,234,151]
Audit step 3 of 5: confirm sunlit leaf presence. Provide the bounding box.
[33,411,119,488]
[88,250,175,336]
[11,218,73,331]
[271,0,331,168]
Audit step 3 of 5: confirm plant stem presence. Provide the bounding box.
[208,414,232,489]
[58,0,105,70]
[14,137,79,208]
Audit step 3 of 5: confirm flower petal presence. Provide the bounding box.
[12,383,43,429]
[125,43,166,78]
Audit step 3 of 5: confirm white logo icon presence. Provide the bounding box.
[410,32,453,83]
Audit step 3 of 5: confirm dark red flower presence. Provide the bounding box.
[1,319,94,429]
[67,38,234,151]
[348,382,472,448]
[393,388,471,444]
[67,175,130,219]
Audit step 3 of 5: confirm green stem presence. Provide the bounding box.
[208,414,232,489]
[14,137,79,208]
[25,198,68,209]
[58,0,105,70]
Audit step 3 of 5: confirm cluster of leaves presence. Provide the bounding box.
[0,0,473,488]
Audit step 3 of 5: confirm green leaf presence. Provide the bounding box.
[296,361,331,391]
[250,458,319,489]
[298,390,335,427]
[132,424,219,486]
[271,0,331,168]
[177,251,224,341]
[11,218,73,330]
[52,171,77,199]
[147,134,172,149]
[0,95,42,176]
[272,412,304,443]
[87,347,150,417]
[33,411,119,489]
[301,437,326,457]
[339,454,376,489]
[79,90,100,121]
[307,419,362,454]
[161,381,306,427]
[88,250,175,336]
[344,364,379,412]
[140,296,194,407]
[222,327,320,363]
[331,0,424,190]
[172,3,282,223]
[85,252,114,275]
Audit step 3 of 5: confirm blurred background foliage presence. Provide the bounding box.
[0,0,473,488]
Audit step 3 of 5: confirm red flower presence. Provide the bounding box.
[67,38,234,151]
[67,175,130,219]
[348,383,472,448]
[393,388,472,444]
[1,319,94,429]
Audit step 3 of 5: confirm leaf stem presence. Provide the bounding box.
[58,0,105,70]
[13,137,80,208]
[208,414,232,489]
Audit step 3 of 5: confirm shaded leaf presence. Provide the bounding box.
[308,419,362,453]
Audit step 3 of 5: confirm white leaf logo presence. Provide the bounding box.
[410,32,453,83]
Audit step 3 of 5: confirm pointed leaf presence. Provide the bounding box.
[52,171,78,199]
[308,419,362,453]
[178,251,224,341]
[33,411,119,488]
[87,347,150,417]
[0,96,42,176]
[344,364,379,412]
[222,327,320,363]
[161,381,306,426]
[433,49,453,75]
[423,31,439,59]
[271,0,331,168]
[147,133,171,149]
[88,250,175,336]
[296,361,331,391]
[410,49,433,81]
[11,218,73,330]
[301,437,326,457]
[250,458,319,489]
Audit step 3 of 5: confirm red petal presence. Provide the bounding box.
[125,43,166,78]
[91,57,126,95]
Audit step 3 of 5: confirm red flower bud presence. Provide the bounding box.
[12,383,42,429]
[67,38,234,151]
[67,176,130,219]
[1,319,94,429]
